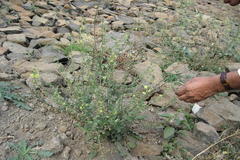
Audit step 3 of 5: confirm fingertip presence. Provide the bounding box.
[175,86,187,96]
[178,94,187,101]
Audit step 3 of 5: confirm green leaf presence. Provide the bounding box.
[160,113,173,118]
[37,150,54,158]
[0,82,31,111]
[175,118,182,126]
[135,115,145,120]
[13,101,33,111]
[88,151,98,160]
[164,127,175,139]
[127,141,136,149]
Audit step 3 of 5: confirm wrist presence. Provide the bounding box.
[211,75,225,92]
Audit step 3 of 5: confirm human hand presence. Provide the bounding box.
[224,0,240,6]
[175,76,224,103]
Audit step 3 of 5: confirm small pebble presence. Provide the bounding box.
[22,124,30,132]
[229,94,238,101]
[1,105,9,111]
[66,131,72,137]
[40,107,47,113]
[59,125,68,133]
[35,122,47,131]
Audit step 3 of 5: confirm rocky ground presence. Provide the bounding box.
[0,0,240,160]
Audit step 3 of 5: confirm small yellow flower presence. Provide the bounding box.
[223,151,228,155]
[30,72,40,79]
[144,85,148,89]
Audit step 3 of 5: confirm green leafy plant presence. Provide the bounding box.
[162,140,178,154]
[181,112,196,131]
[62,43,93,56]
[163,72,183,84]
[160,111,196,132]
[54,39,146,142]
[0,82,32,111]
[7,140,53,160]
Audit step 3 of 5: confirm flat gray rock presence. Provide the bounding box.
[72,0,99,9]
[29,38,57,48]
[197,98,240,130]
[112,69,132,84]
[32,15,48,26]
[132,143,163,156]
[165,62,190,75]
[133,60,163,87]
[6,52,29,61]
[0,73,16,81]
[3,41,33,54]
[39,46,66,63]
[41,72,61,85]
[193,122,219,144]
[13,60,62,74]
[177,130,208,156]
[6,34,27,44]
[0,26,22,34]
[0,56,10,73]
